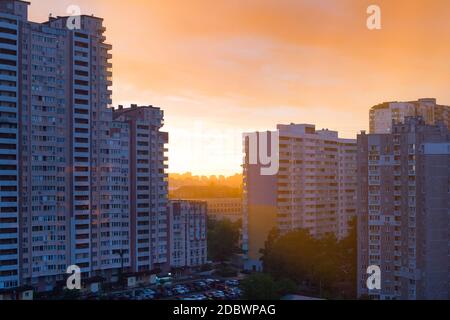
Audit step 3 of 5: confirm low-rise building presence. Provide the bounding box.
[200,198,242,222]
[168,200,207,270]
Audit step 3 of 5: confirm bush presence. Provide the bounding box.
[240,273,297,300]
[241,273,285,300]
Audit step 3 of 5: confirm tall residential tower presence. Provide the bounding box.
[113,105,169,273]
[0,1,170,292]
[243,123,357,271]
[357,117,450,300]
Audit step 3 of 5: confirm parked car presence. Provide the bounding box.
[225,287,241,299]
[173,285,189,295]
[205,278,217,285]
[204,292,215,299]
[183,294,206,300]
[144,289,156,295]
[225,279,239,287]
[194,294,207,300]
[162,289,173,297]
[184,283,196,291]
[193,281,207,291]
[211,290,226,300]
[214,283,228,291]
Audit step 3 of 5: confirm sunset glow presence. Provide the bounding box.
[28,0,450,175]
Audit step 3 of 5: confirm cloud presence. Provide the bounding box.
[28,0,450,174]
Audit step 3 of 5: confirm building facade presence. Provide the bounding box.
[113,105,169,273]
[369,98,450,134]
[168,200,207,269]
[357,117,450,300]
[0,1,169,292]
[243,124,357,271]
[197,198,242,223]
[0,0,23,290]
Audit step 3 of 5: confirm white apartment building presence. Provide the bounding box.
[168,200,207,269]
[0,1,121,290]
[113,105,170,273]
[0,1,170,293]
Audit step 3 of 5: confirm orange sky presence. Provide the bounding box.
[28,0,450,175]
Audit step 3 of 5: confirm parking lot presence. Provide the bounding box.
[109,278,242,301]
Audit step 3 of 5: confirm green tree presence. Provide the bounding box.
[261,218,357,299]
[241,273,297,300]
[207,217,241,262]
[275,278,297,297]
[61,288,81,300]
[336,216,357,298]
[241,273,280,300]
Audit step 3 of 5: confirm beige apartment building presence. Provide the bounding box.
[242,124,357,271]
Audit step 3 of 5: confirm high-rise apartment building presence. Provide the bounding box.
[113,105,169,273]
[0,0,23,290]
[369,98,450,134]
[0,1,169,292]
[168,200,207,269]
[357,117,450,300]
[242,124,357,271]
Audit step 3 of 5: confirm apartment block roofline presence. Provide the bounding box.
[242,129,275,136]
[9,0,30,4]
[243,123,353,140]
[115,104,159,110]
[112,104,162,118]
[43,14,104,24]
[370,98,444,110]
[278,123,352,140]
[370,102,391,110]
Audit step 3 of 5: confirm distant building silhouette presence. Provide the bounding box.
[370,98,450,134]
